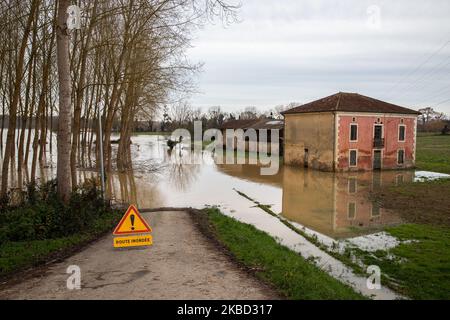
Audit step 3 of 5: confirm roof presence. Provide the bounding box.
[220,119,259,130]
[248,119,284,130]
[220,119,284,130]
[282,92,421,116]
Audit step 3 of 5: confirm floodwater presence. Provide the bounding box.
[4,133,450,299]
[108,135,444,240]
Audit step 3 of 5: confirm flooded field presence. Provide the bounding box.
[99,134,450,299]
[4,133,449,299]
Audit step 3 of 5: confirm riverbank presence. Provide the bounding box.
[0,183,122,281]
[196,207,364,300]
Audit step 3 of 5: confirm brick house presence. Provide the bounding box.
[282,92,421,171]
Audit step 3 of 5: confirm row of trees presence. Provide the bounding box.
[149,103,298,132]
[0,0,238,203]
[417,107,449,133]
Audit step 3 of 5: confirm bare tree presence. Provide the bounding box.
[0,0,240,201]
[56,0,73,202]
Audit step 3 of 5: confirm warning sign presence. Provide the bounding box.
[113,205,152,236]
[114,235,153,248]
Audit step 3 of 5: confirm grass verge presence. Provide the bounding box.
[198,207,364,300]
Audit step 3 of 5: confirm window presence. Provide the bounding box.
[398,149,405,165]
[374,125,383,140]
[304,149,309,168]
[371,202,381,217]
[348,177,357,194]
[350,124,358,141]
[349,150,358,167]
[399,125,406,142]
[348,202,356,220]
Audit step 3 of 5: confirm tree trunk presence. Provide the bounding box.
[56,0,72,202]
[0,0,39,199]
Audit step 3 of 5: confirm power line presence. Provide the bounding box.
[431,96,450,108]
[385,38,450,99]
[415,85,450,106]
[391,55,450,101]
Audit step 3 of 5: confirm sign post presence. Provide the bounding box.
[113,205,153,248]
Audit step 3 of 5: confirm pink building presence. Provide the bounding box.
[283,93,421,171]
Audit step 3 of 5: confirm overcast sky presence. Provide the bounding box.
[188,0,450,115]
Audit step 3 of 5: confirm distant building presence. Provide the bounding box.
[282,92,421,171]
[219,118,284,154]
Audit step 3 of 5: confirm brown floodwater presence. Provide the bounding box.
[107,135,419,240]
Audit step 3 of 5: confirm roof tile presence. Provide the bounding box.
[282,92,421,115]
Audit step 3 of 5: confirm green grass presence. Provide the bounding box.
[202,207,364,300]
[0,210,120,277]
[0,183,122,278]
[0,209,120,278]
[416,133,450,174]
[353,224,450,300]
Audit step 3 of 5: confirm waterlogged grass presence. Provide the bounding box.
[372,178,450,226]
[202,208,364,300]
[234,190,365,275]
[353,224,450,300]
[236,188,450,300]
[416,133,450,174]
[357,133,450,298]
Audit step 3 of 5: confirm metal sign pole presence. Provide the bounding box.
[98,108,106,200]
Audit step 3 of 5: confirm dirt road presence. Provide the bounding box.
[0,211,278,300]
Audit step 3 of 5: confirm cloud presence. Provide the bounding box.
[189,0,450,114]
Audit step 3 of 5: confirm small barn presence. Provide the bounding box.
[219,118,284,153]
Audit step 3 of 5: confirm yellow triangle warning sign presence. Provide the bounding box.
[113,205,152,236]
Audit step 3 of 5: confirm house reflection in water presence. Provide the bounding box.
[282,168,414,239]
[216,163,413,239]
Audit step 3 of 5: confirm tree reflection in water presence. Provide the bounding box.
[164,148,201,193]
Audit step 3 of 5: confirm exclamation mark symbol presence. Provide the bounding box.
[130,214,135,231]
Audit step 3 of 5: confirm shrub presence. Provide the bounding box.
[0,180,115,243]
